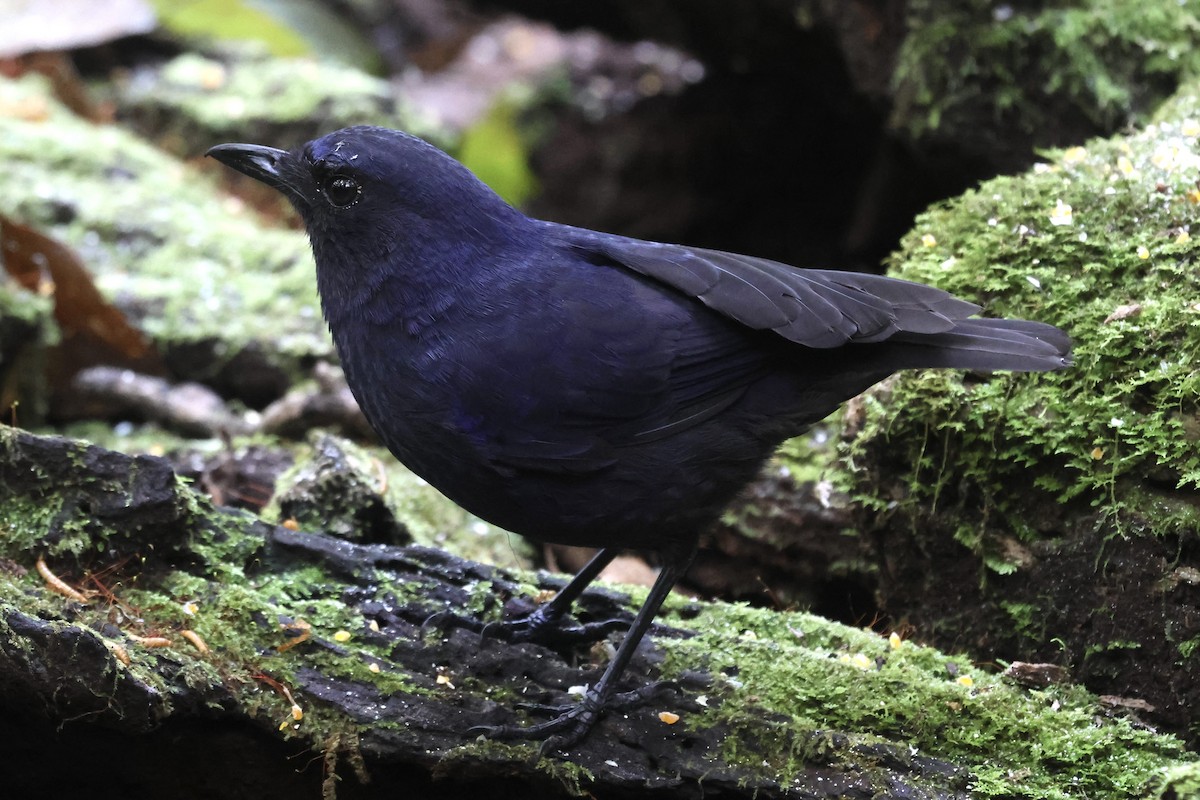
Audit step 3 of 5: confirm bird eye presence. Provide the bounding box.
[322,175,361,207]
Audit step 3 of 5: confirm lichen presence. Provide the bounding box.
[118,52,442,154]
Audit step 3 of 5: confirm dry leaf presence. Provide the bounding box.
[1103,303,1143,324]
[1,215,149,358]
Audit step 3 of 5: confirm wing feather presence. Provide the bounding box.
[476,226,1071,478]
[582,234,985,349]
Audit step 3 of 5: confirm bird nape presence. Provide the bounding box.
[208,126,1071,754]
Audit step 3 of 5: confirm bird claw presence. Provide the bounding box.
[469,680,681,752]
[606,679,680,709]
[485,614,628,646]
[424,605,625,648]
[470,696,602,754]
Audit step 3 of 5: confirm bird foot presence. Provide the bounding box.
[424,605,626,647]
[469,680,680,754]
[485,613,628,646]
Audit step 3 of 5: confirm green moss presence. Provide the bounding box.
[48,421,210,457]
[0,565,221,716]
[1,491,425,739]
[0,74,328,384]
[437,740,596,796]
[112,48,450,164]
[1001,601,1046,643]
[0,480,122,560]
[655,597,1194,798]
[774,423,837,485]
[893,0,1200,147]
[1149,762,1200,798]
[135,53,413,141]
[847,81,1200,544]
[0,279,53,326]
[1084,639,1142,655]
[47,422,536,578]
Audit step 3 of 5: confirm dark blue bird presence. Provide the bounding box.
[208,126,1070,751]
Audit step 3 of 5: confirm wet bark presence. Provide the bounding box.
[0,426,975,799]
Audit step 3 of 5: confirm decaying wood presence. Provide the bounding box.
[0,426,973,799]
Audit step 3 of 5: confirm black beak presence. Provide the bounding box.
[206,143,294,193]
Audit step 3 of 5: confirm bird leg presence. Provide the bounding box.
[489,546,623,642]
[424,547,625,646]
[470,544,697,753]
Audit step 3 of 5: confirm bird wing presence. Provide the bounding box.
[574,233,983,347]
[456,243,780,476]
[461,227,1054,478]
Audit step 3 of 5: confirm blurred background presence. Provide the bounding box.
[7,0,1188,269]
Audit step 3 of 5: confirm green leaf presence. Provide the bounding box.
[148,0,382,72]
[150,0,310,56]
[457,102,538,209]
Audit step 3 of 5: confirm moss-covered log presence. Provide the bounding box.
[1,426,1196,799]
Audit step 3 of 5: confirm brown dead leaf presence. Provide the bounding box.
[1001,661,1070,689]
[1103,302,1143,324]
[1,215,149,358]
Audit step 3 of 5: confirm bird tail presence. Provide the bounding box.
[879,318,1072,373]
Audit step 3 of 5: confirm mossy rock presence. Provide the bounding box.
[0,73,326,408]
[844,78,1200,746]
[893,0,1200,166]
[116,51,447,158]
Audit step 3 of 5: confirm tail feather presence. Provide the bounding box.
[883,317,1072,372]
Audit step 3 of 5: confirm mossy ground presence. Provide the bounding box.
[0,74,327,387]
[6,419,537,707]
[830,80,1200,751]
[0,442,419,737]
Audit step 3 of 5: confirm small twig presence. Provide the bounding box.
[254,672,304,728]
[35,556,89,603]
[179,629,209,654]
[127,633,172,647]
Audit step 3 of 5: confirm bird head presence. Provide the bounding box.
[208,126,527,314]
